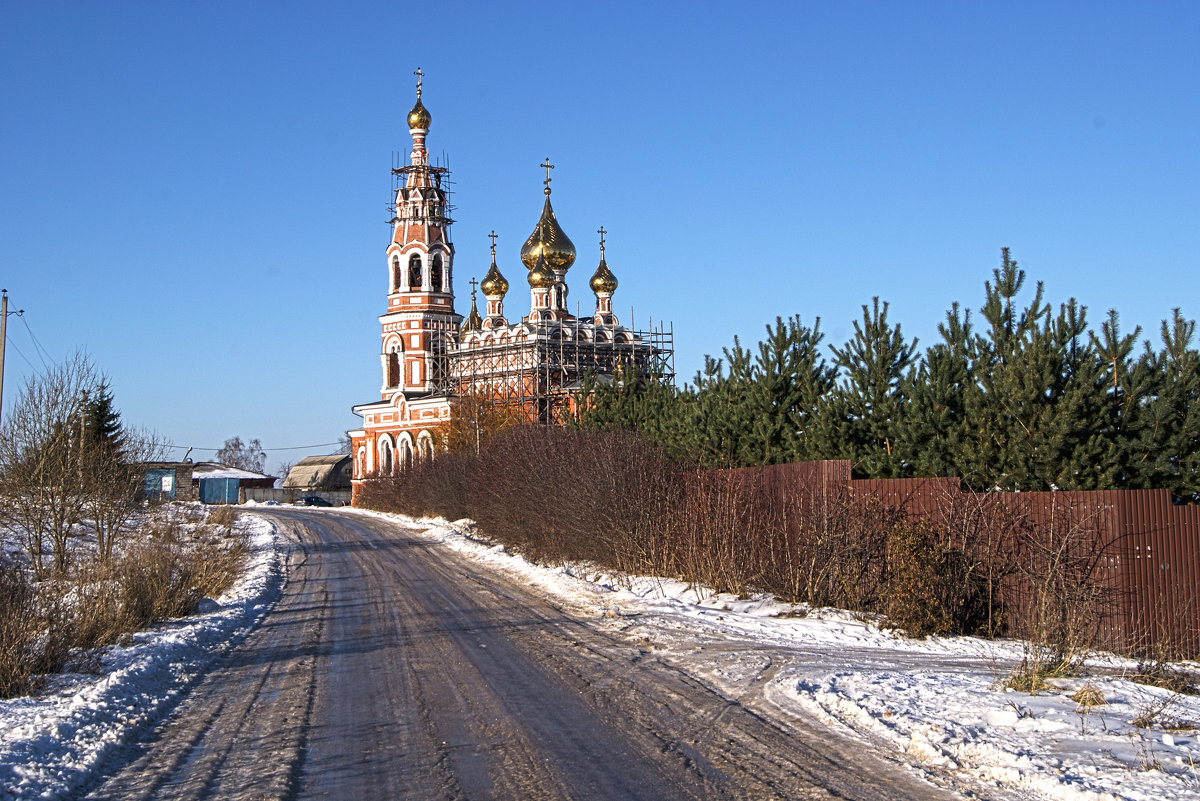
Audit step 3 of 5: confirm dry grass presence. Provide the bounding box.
[1071,682,1107,707]
[1130,661,1200,696]
[0,558,74,697]
[0,504,249,699]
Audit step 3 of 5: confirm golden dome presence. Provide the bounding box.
[480,256,508,297]
[407,95,431,130]
[520,195,576,272]
[527,253,555,288]
[460,294,482,332]
[590,255,618,294]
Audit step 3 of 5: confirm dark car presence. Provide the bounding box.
[293,496,333,507]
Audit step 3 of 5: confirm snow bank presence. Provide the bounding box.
[0,515,283,800]
[385,511,1200,801]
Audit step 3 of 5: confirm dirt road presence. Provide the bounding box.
[84,509,961,800]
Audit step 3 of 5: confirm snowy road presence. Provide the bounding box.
[83,508,953,801]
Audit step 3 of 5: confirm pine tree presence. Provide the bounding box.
[1090,308,1146,487]
[815,298,917,477]
[743,316,836,464]
[898,302,973,478]
[688,349,755,467]
[1133,309,1200,498]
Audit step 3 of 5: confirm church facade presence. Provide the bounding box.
[348,73,672,499]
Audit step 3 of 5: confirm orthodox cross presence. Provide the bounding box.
[597,225,607,254]
[413,67,424,95]
[541,158,554,193]
[469,277,479,299]
[488,229,498,256]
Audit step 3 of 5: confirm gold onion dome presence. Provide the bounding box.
[480,258,509,297]
[520,195,576,272]
[590,255,618,294]
[528,253,555,288]
[407,95,431,130]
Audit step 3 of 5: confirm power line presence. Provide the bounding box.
[147,440,345,453]
[19,316,52,371]
[7,340,40,373]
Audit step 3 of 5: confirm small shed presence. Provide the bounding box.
[191,462,276,504]
[140,462,196,502]
[283,455,352,491]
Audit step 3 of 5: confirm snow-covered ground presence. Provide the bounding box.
[399,512,1200,801]
[3,508,1199,800]
[0,514,282,800]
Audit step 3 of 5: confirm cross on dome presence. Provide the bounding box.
[597,225,607,254]
[488,229,498,255]
[540,158,554,195]
[413,67,424,97]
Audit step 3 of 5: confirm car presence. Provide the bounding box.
[293,496,333,507]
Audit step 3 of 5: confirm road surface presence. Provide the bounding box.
[84,508,963,800]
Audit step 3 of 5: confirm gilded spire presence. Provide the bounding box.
[528,252,555,288]
[589,225,618,294]
[461,278,482,332]
[520,159,576,272]
[480,230,509,296]
[407,67,431,130]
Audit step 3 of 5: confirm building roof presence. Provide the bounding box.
[282,454,352,490]
[191,462,275,481]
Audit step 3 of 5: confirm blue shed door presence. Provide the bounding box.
[199,477,239,505]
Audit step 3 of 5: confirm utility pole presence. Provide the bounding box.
[0,290,6,425]
[0,290,26,425]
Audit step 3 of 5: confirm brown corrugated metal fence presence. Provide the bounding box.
[729,461,1200,657]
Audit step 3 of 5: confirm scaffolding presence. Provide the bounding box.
[437,318,675,425]
[389,152,456,228]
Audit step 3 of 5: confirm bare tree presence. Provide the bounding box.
[214,436,267,473]
[83,427,166,562]
[0,353,99,576]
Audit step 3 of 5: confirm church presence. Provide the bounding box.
[348,72,673,499]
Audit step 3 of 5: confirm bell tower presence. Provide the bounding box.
[379,68,459,397]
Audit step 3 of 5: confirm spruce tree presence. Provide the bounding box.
[83,381,124,455]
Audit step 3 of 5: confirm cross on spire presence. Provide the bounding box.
[488,229,498,255]
[413,67,424,96]
[540,158,554,195]
[469,277,478,298]
[597,225,607,253]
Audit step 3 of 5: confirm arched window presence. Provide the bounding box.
[399,437,413,469]
[431,254,443,293]
[417,432,434,462]
[386,342,402,388]
[391,256,401,292]
[408,254,422,290]
[379,438,394,475]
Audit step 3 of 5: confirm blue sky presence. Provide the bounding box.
[1,1,1197,475]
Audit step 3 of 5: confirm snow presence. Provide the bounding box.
[4,507,1200,800]
[0,514,283,800]
[392,512,1200,801]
